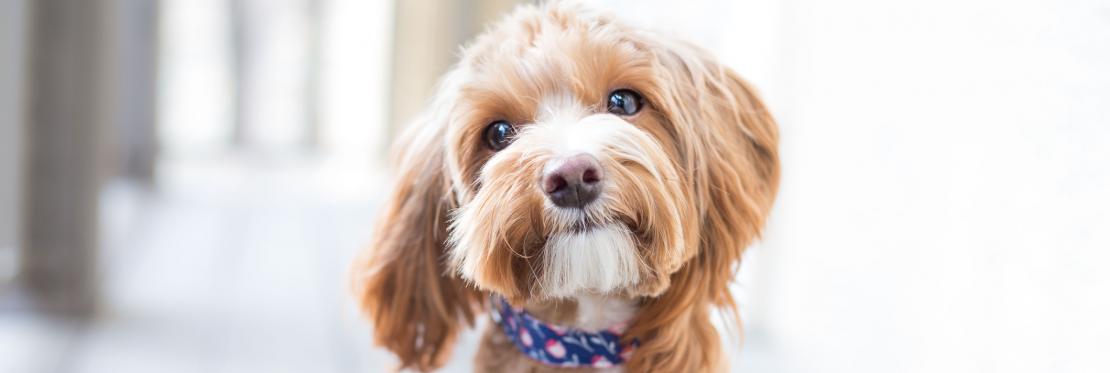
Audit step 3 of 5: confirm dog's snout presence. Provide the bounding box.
[542,154,603,208]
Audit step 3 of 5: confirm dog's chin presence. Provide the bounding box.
[537,222,642,299]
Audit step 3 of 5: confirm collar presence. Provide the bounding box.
[490,296,637,368]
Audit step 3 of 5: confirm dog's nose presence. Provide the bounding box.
[542,154,603,208]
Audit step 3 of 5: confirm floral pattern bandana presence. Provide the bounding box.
[490,296,637,368]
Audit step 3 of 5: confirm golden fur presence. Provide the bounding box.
[352,2,779,372]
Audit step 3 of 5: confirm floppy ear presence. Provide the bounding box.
[678,43,780,309]
[351,117,482,371]
[626,42,780,372]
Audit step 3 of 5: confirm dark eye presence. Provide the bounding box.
[607,89,643,116]
[483,120,515,151]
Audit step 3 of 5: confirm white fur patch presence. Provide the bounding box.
[574,293,639,332]
[540,224,642,298]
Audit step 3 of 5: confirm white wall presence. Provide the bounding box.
[764,0,1110,371]
[604,0,1110,372]
[158,0,234,156]
[0,0,26,281]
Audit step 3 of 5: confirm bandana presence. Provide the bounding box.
[490,296,637,368]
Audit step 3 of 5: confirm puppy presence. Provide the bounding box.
[352,2,779,372]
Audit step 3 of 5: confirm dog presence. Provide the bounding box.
[352,2,779,371]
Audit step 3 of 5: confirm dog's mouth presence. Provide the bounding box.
[545,203,615,235]
[565,219,600,234]
[551,212,639,238]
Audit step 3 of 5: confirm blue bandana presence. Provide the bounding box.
[490,296,637,368]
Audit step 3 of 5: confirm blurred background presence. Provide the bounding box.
[1,0,1108,372]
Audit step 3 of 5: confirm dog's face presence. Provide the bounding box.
[354,3,778,370]
[444,11,692,302]
[438,6,776,303]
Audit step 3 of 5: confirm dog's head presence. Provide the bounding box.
[354,2,778,371]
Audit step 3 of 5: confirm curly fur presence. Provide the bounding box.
[352,2,779,371]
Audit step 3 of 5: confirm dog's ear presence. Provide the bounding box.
[627,42,780,372]
[351,113,482,371]
[671,42,780,309]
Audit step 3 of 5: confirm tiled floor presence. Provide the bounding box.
[2,155,384,372]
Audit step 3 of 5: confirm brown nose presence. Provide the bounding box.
[542,154,603,208]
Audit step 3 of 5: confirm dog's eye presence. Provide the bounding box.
[483,120,515,151]
[607,89,643,116]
